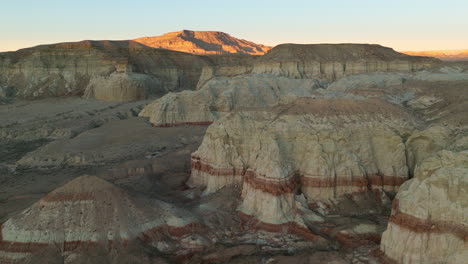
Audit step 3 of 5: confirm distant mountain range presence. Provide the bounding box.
[401,50,468,61]
[133,30,271,55]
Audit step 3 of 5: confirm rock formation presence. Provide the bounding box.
[196,43,440,89]
[134,30,271,55]
[140,44,439,126]
[139,75,324,126]
[380,150,468,264]
[0,175,208,263]
[402,49,468,61]
[252,44,438,81]
[0,40,207,101]
[1,33,467,263]
[188,98,416,235]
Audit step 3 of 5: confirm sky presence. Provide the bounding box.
[1,0,467,52]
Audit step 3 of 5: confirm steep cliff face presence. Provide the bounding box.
[0,40,207,101]
[194,44,440,90]
[195,54,255,89]
[189,98,417,232]
[252,44,438,81]
[0,175,208,263]
[380,151,468,264]
[134,30,271,55]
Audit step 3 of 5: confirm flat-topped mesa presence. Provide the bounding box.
[0,40,208,101]
[194,43,441,90]
[188,98,416,234]
[0,175,208,263]
[380,151,468,264]
[134,30,272,55]
[253,44,439,81]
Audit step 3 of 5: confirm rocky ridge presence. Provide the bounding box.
[134,30,271,55]
[402,49,468,61]
[139,44,446,127]
[0,40,208,101]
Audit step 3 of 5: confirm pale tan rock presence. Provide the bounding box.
[139,74,322,126]
[140,43,439,126]
[380,150,468,264]
[252,44,437,81]
[189,98,416,226]
[0,40,208,101]
[405,125,453,173]
[83,72,161,101]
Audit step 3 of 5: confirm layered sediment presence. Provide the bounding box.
[139,75,323,126]
[140,44,439,126]
[252,44,438,81]
[380,151,468,264]
[188,98,417,234]
[0,40,207,101]
[0,176,207,263]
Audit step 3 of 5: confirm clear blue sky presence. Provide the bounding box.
[1,0,467,52]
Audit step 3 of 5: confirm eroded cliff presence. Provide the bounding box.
[380,151,468,264]
[0,40,207,101]
[189,98,418,233]
[140,44,441,126]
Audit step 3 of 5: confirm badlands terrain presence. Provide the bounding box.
[0,31,467,264]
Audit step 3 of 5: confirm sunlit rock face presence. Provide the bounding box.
[0,40,207,101]
[0,176,208,263]
[188,98,417,235]
[402,49,468,61]
[380,151,468,264]
[134,30,272,55]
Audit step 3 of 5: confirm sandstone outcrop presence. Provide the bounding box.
[252,44,438,81]
[380,150,468,264]
[0,175,207,263]
[139,74,323,126]
[196,43,441,90]
[0,40,207,101]
[188,98,417,235]
[134,30,271,55]
[195,54,255,89]
[140,44,439,127]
